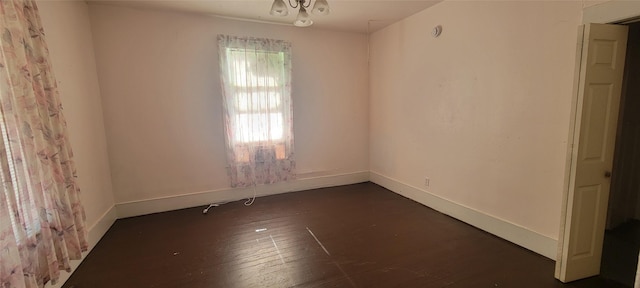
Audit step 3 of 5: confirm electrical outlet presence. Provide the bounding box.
[424,177,430,188]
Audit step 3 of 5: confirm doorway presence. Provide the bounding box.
[556,1,640,282]
[556,1,640,280]
[600,21,640,287]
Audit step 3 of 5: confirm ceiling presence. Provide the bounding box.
[87,0,443,33]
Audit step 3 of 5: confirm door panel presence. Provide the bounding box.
[572,184,600,259]
[557,23,628,282]
[582,84,612,161]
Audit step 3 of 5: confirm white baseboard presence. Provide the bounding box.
[370,171,558,260]
[48,205,117,288]
[87,205,118,248]
[116,171,370,219]
[50,169,557,288]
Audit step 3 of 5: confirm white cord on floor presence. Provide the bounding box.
[244,184,257,206]
[202,203,219,214]
[243,160,262,206]
[203,165,258,213]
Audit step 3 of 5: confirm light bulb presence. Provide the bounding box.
[294,7,313,27]
[311,0,330,15]
[270,0,289,16]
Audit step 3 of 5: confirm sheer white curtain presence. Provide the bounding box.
[217,35,295,187]
[0,0,87,287]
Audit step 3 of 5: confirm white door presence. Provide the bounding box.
[557,23,628,282]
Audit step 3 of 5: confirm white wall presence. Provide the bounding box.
[369,0,583,246]
[87,4,369,207]
[584,0,613,8]
[35,0,605,263]
[38,0,116,243]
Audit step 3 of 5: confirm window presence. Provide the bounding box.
[218,35,295,187]
[225,48,287,161]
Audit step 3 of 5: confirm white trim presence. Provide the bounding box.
[370,171,557,260]
[583,0,640,24]
[115,171,370,218]
[48,169,561,288]
[87,205,118,248]
[47,169,560,288]
[47,205,117,288]
[556,24,587,279]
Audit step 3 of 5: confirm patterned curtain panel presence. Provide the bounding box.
[218,35,295,187]
[0,0,87,287]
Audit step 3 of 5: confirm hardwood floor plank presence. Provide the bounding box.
[63,183,628,288]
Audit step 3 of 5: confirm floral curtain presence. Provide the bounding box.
[218,35,295,187]
[0,0,87,287]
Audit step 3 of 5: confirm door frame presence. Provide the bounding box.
[556,0,640,281]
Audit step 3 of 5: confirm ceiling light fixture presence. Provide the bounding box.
[270,0,330,27]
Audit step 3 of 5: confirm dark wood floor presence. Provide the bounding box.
[63,182,628,288]
[601,220,640,287]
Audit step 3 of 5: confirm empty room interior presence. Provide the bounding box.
[2,0,640,287]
